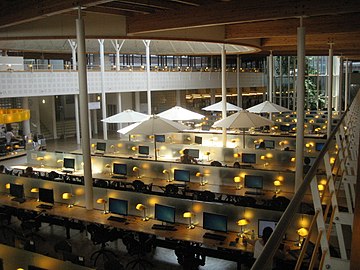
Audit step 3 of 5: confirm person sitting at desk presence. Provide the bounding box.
[257,141,266,149]
[22,166,34,177]
[180,149,198,164]
[233,161,241,168]
[5,128,17,146]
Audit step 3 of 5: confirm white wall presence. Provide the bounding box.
[0,56,24,71]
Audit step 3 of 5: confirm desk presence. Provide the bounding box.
[0,243,93,270]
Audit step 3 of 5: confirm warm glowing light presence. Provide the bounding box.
[330,157,335,164]
[297,227,309,237]
[105,164,111,168]
[233,176,241,183]
[36,157,44,161]
[274,180,281,187]
[62,193,73,200]
[265,153,273,159]
[136,203,145,211]
[57,159,64,163]
[132,166,139,172]
[96,198,106,204]
[196,172,204,177]
[260,155,266,160]
[277,175,284,181]
[131,146,137,151]
[91,143,96,148]
[291,157,296,162]
[204,151,211,156]
[318,184,325,191]
[5,183,10,189]
[31,187,39,193]
[162,169,169,174]
[319,179,327,185]
[237,218,249,226]
[233,153,240,158]
[183,212,192,218]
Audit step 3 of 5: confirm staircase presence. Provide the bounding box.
[38,120,77,140]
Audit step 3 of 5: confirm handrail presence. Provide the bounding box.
[251,101,352,269]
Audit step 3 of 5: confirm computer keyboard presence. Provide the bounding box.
[151,224,177,231]
[203,232,226,241]
[138,155,149,159]
[62,170,74,174]
[245,190,265,196]
[36,204,53,210]
[11,197,26,203]
[111,175,127,179]
[107,216,127,223]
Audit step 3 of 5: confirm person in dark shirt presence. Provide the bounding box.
[180,149,198,164]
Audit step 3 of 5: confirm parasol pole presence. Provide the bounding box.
[243,128,246,149]
[154,136,158,161]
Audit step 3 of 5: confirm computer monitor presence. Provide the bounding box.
[28,266,48,270]
[194,136,202,145]
[258,219,277,238]
[155,135,165,142]
[10,183,24,199]
[113,163,127,176]
[155,204,175,224]
[187,149,199,159]
[244,175,263,189]
[138,145,150,156]
[264,140,275,149]
[109,198,128,216]
[203,212,227,233]
[63,158,75,171]
[96,142,106,152]
[38,188,54,204]
[316,142,325,151]
[279,125,291,132]
[173,169,190,182]
[242,153,256,164]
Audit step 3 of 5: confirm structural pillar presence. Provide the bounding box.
[76,7,93,210]
[295,22,305,192]
[98,39,108,140]
[236,55,242,108]
[327,44,334,139]
[268,51,273,102]
[51,96,57,139]
[135,92,141,112]
[117,93,122,130]
[22,97,31,137]
[338,57,343,113]
[68,40,77,71]
[221,45,227,147]
[143,40,152,114]
[111,40,124,71]
[176,90,181,106]
[74,94,81,144]
[344,59,349,110]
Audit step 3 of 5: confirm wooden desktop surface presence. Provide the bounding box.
[0,194,253,253]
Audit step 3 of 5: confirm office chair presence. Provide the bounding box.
[0,212,15,245]
[164,184,179,196]
[198,190,215,202]
[175,242,205,270]
[87,224,117,266]
[234,196,256,207]
[93,179,109,188]
[132,180,147,192]
[54,239,72,260]
[122,232,155,270]
[103,258,125,270]
[210,160,222,167]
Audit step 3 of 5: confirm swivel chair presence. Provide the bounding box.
[122,232,155,270]
[164,184,179,197]
[87,224,117,266]
[132,180,147,192]
[198,190,215,202]
[175,242,205,270]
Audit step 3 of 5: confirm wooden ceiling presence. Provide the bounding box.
[1,0,360,59]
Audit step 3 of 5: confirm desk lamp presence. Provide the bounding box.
[196,172,206,186]
[91,143,96,152]
[183,212,195,229]
[237,218,250,237]
[62,192,74,208]
[5,183,10,195]
[234,176,242,190]
[31,187,39,201]
[273,180,281,195]
[204,151,211,161]
[57,159,64,168]
[162,169,171,182]
[136,203,149,221]
[105,164,111,175]
[96,198,108,214]
[133,166,141,178]
[297,227,309,247]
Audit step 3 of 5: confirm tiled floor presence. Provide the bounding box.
[0,136,240,270]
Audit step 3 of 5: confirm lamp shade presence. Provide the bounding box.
[96,198,107,204]
[105,164,111,168]
[297,227,309,237]
[274,180,281,187]
[183,212,192,218]
[162,169,169,174]
[195,172,204,177]
[237,218,249,226]
[136,203,145,211]
[5,183,10,189]
[62,193,73,200]
[234,176,241,183]
[133,166,139,172]
[30,187,39,193]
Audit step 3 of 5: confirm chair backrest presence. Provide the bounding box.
[132,180,146,192]
[210,161,222,167]
[165,184,179,196]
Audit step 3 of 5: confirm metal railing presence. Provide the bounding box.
[252,90,360,270]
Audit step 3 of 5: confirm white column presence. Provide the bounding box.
[36,98,41,134]
[68,40,77,71]
[295,22,305,192]
[98,39,107,140]
[92,96,98,135]
[176,90,181,106]
[236,55,242,107]
[76,7,93,210]
[327,44,334,139]
[74,94,81,144]
[111,40,125,71]
[22,97,31,137]
[279,56,282,106]
[117,93,122,130]
[337,57,343,113]
[287,56,291,109]
[268,51,273,102]
[221,45,227,147]
[143,40,152,114]
[316,56,320,110]
[344,59,349,110]
[135,92,141,112]
[51,96,57,139]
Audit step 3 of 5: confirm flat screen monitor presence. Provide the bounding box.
[258,219,277,238]
[155,204,175,224]
[194,136,202,145]
[279,125,291,132]
[155,135,165,142]
[63,158,75,170]
[244,175,263,189]
[28,266,48,270]
[264,140,275,149]
[113,163,127,176]
[316,142,325,151]
[187,149,199,159]
[242,153,256,164]
[10,183,24,199]
[109,198,128,216]
[203,212,227,233]
[173,169,190,182]
[138,145,150,155]
[38,188,54,204]
[96,142,106,151]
